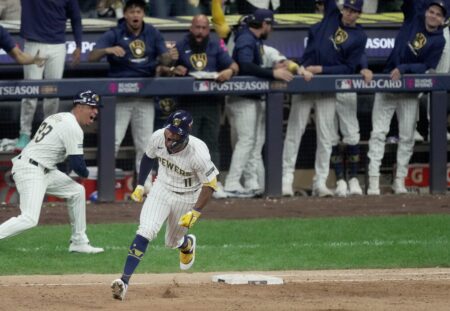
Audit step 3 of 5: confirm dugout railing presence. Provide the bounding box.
[0,74,447,201]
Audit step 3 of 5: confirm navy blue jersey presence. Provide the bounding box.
[20,0,82,47]
[0,25,15,53]
[232,26,264,66]
[95,20,167,77]
[384,0,445,74]
[301,0,367,74]
[176,34,233,72]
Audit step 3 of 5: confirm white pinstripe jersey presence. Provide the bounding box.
[21,112,84,169]
[146,129,219,193]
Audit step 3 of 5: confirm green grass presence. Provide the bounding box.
[1,215,450,275]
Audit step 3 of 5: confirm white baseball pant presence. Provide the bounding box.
[115,97,155,173]
[0,156,89,244]
[333,92,360,146]
[282,93,336,186]
[368,93,418,178]
[243,99,266,191]
[136,181,199,248]
[20,41,66,136]
[224,96,259,191]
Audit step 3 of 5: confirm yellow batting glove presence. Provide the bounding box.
[178,209,202,229]
[131,185,145,203]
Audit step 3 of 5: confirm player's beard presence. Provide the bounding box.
[188,33,209,53]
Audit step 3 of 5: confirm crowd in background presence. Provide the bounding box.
[0,0,405,20]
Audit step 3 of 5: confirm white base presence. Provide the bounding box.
[212,274,284,285]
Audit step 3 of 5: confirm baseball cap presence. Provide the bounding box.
[428,0,447,17]
[252,9,275,24]
[343,0,364,12]
[73,90,102,108]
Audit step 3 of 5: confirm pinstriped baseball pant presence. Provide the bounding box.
[137,181,197,248]
[368,93,418,178]
[0,157,89,244]
[224,96,260,191]
[20,42,66,136]
[332,93,360,146]
[282,93,336,186]
[115,97,155,174]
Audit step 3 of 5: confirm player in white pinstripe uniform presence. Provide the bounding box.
[111,110,218,301]
[367,0,447,195]
[282,0,367,197]
[0,90,104,254]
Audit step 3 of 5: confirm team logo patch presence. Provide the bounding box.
[334,27,348,45]
[190,53,207,71]
[205,167,215,177]
[412,33,426,50]
[129,40,146,58]
[173,118,182,127]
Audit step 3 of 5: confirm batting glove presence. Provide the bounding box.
[131,185,145,203]
[178,209,202,229]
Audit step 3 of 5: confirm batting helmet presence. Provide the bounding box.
[164,110,193,138]
[73,90,103,108]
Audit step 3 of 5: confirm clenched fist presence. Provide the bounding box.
[178,209,202,228]
[131,185,145,203]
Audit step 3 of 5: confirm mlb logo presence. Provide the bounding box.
[335,79,352,90]
[193,81,210,92]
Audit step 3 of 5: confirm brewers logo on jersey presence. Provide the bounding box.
[190,53,207,70]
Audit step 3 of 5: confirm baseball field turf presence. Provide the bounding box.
[1,214,449,275]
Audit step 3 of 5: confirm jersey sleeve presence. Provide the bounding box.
[154,28,168,56]
[216,45,233,70]
[62,123,84,156]
[193,142,219,184]
[0,26,16,53]
[94,30,116,49]
[144,130,160,159]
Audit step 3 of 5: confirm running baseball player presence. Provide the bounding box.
[111,110,218,301]
[0,25,45,66]
[282,0,367,197]
[88,0,172,176]
[367,0,447,195]
[15,0,83,151]
[0,90,104,254]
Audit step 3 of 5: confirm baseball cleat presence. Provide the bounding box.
[313,184,334,198]
[111,278,128,301]
[348,178,363,196]
[180,234,196,270]
[69,242,104,254]
[392,178,408,194]
[334,179,348,197]
[367,176,380,195]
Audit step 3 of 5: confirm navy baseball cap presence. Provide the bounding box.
[252,9,275,24]
[343,0,364,12]
[428,0,447,17]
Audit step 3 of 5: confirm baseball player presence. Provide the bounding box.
[224,9,295,197]
[415,7,450,142]
[159,14,238,174]
[15,0,83,151]
[88,0,172,175]
[111,110,219,301]
[282,0,367,197]
[0,90,104,254]
[367,0,447,195]
[332,60,372,197]
[0,25,45,66]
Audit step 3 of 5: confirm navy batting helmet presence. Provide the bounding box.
[73,90,103,108]
[164,110,193,138]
